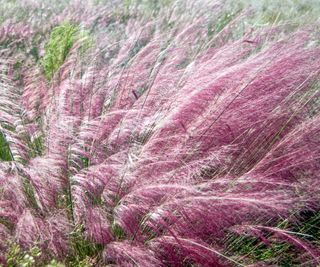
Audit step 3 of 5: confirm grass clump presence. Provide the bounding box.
[41,22,79,80]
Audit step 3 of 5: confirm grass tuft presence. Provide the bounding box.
[41,22,79,80]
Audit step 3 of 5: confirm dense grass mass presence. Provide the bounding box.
[0,0,319,266]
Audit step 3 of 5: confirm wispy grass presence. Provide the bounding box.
[0,0,319,266]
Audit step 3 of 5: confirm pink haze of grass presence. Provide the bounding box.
[0,0,320,266]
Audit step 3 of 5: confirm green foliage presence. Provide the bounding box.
[294,210,320,242]
[143,0,172,11]
[46,259,65,267]
[124,0,132,10]
[1,229,102,266]
[30,33,44,62]
[0,131,12,161]
[111,222,126,241]
[122,0,172,16]
[67,224,103,267]
[226,211,320,266]
[41,22,93,80]
[41,22,79,80]
[22,176,40,210]
[240,0,319,27]
[80,156,90,168]
[0,217,14,231]
[28,136,44,158]
[5,243,41,267]
[226,234,295,266]
[207,12,234,38]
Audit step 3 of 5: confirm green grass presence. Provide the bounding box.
[67,224,103,267]
[207,10,241,38]
[0,131,13,161]
[27,136,44,158]
[4,243,42,267]
[225,211,320,266]
[226,234,295,266]
[41,22,79,80]
[41,22,93,80]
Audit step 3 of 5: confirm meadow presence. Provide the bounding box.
[0,0,319,266]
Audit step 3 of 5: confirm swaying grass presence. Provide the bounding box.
[0,0,319,266]
[41,22,79,80]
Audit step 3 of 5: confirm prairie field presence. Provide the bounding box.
[0,0,319,266]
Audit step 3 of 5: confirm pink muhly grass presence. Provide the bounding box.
[0,0,320,266]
